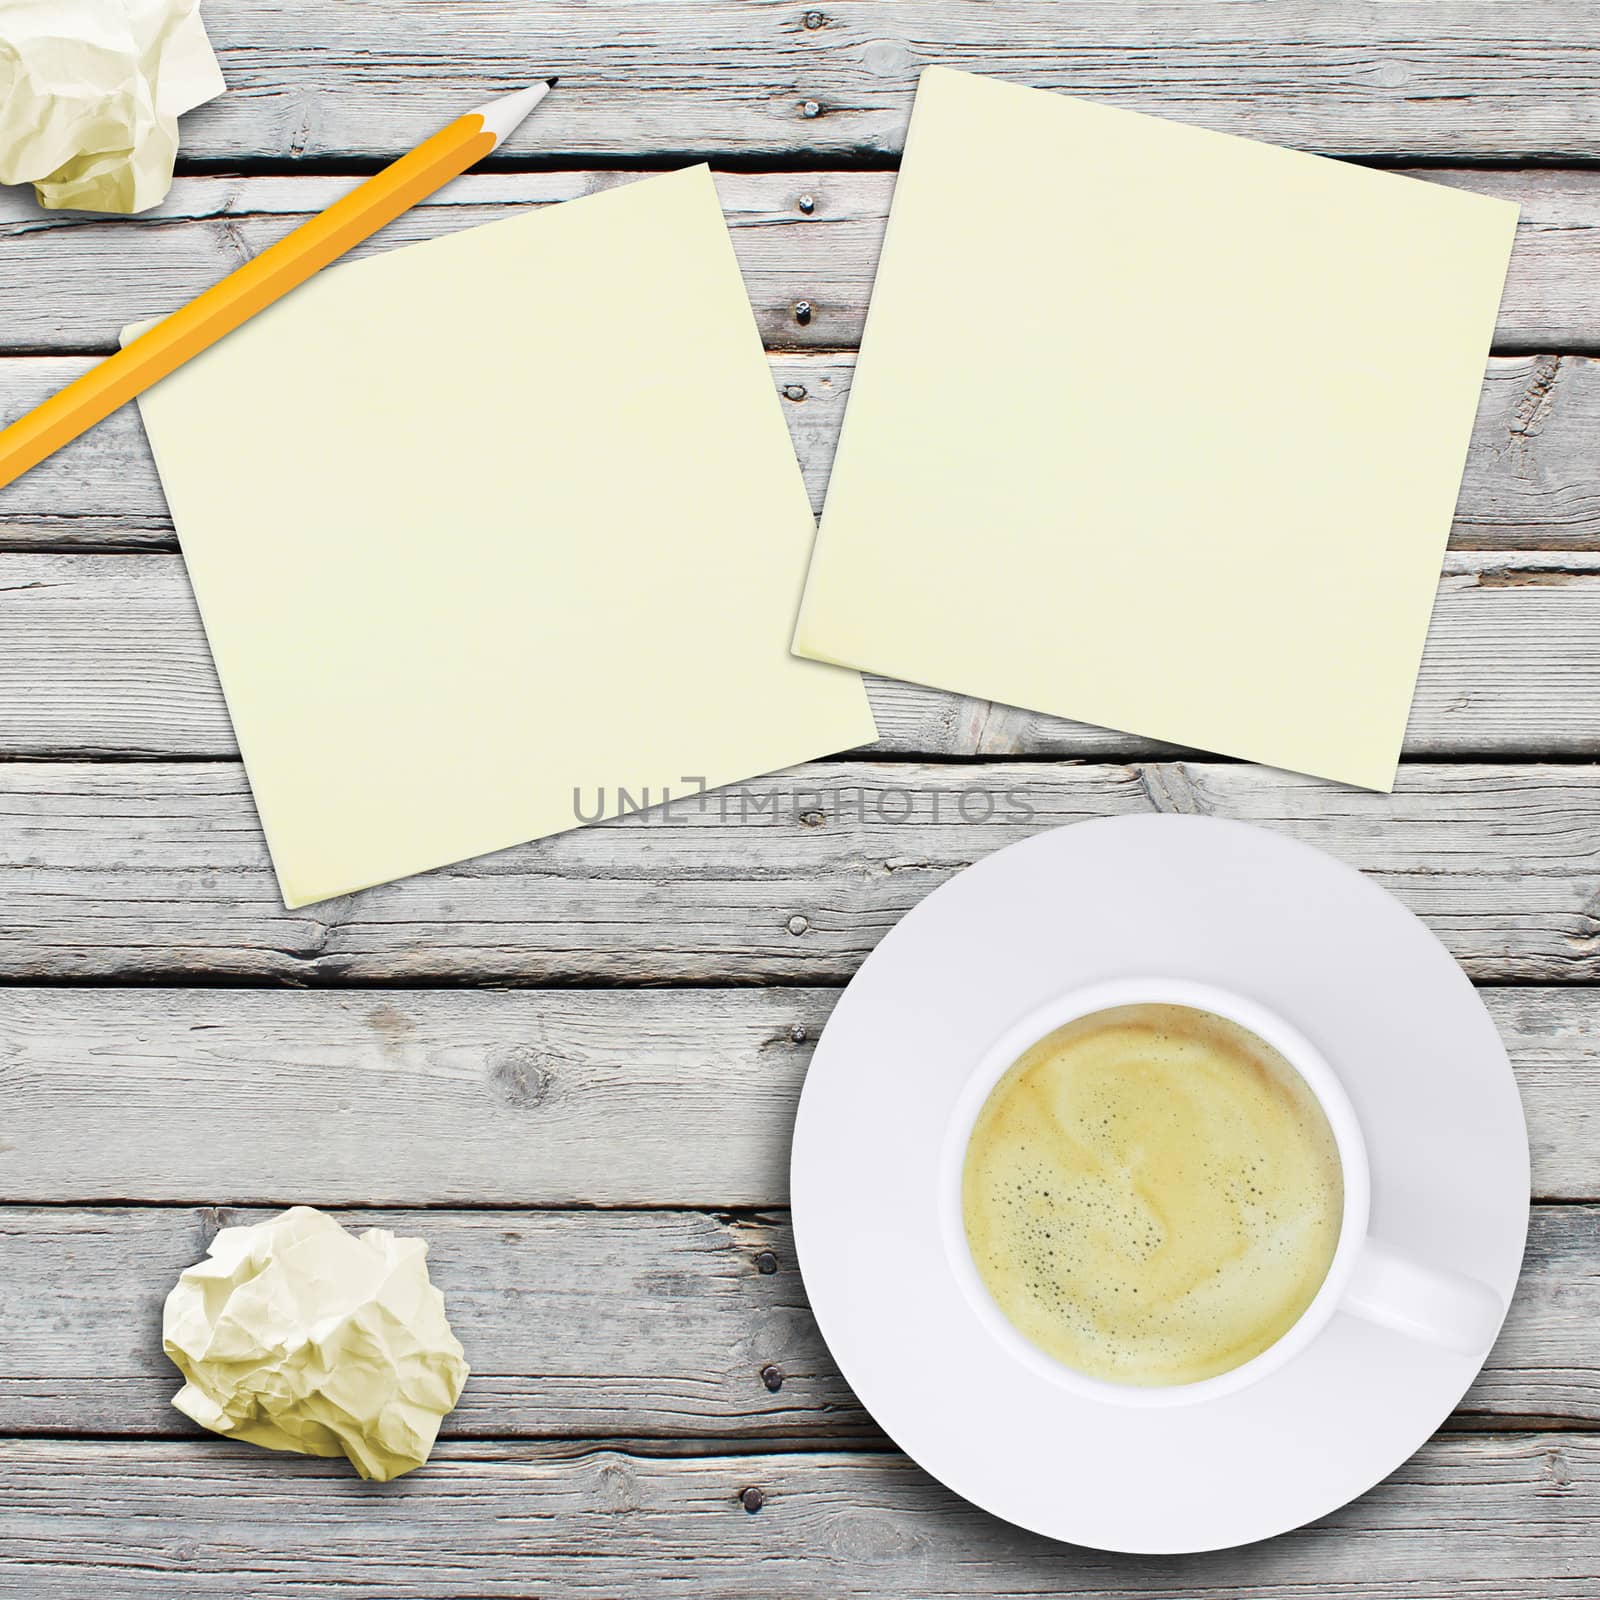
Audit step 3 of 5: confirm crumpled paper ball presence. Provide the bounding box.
[0,0,224,213]
[162,1206,470,1481]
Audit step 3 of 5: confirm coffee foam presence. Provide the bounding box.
[960,1004,1343,1387]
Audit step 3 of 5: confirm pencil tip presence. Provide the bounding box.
[472,82,559,145]
[546,75,560,87]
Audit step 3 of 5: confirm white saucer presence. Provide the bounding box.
[790,815,1529,1553]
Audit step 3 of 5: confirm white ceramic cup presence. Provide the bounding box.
[939,977,1505,1408]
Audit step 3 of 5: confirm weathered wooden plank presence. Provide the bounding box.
[0,344,855,549]
[0,1207,854,1440]
[1,761,1598,985]
[0,168,1595,358]
[0,1434,1595,1597]
[0,986,1593,1205]
[3,548,1599,759]
[0,170,889,355]
[1493,988,1600,1204]
[1475,1206,1600,1425]
[120,1,1600,163]
[0,172,884,357]
[0,988,819,1207]
[1460,354,1600,551]
[6,350,1600,555]
[966,551,1600,761]
[0,1204,1590,1439]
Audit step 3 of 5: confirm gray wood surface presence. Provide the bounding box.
[0,1207,852,1441]
[8,350,1600,553]
[4,549,1599,759]
[3,760,1598,985]
[1,985,1594,1204]
[3,4,1597,1590]
[0,1204,1589,1438]
[1,169,1595,357]
[156,2,1600,162]
[0,1436,1595,1599]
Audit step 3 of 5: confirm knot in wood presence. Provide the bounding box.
[488,1045,556,1109]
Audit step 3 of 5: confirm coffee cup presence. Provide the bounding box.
[938,977,1505,1408]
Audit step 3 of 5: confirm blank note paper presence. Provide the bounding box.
[136,165,876,906]
[794,68,1518,790]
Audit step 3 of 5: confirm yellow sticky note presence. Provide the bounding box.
[794,69,1517,790]
[133,166,875,905]
[163,1207,467,1481]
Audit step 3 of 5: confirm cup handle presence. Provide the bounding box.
[1341,1238,1504,1355]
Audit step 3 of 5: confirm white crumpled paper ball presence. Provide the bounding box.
[162,1206,470,1480]
[0,0,225,213]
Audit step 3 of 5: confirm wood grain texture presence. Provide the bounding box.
[0,987,820,1207]
[2,760,1599,985]
[0,1205,1589,1439]
[6,349,1600,554]
[131,1,1600,163]
[0,1434,1595,1597]
[0,168,1595,359]
[0,985,1593,1205]
[967,550,1600,762]
[0,3,1591,1585]
[0,1207,853,1441]
[3,548,1599,759]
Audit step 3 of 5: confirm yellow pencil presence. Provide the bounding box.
[0,80,558,492]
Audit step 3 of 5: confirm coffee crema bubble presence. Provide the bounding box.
[960,1003,1343,1387]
